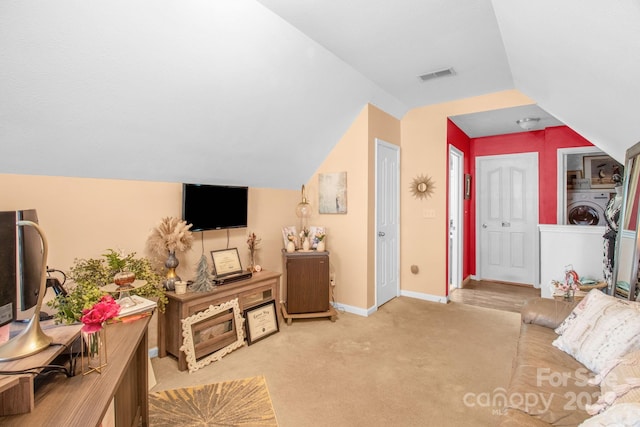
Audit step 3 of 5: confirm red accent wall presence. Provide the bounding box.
[447,121,472,286]
[446,122,594,282]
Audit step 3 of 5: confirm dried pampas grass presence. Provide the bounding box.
[147,217,194,258]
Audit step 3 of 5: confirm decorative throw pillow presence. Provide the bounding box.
[555,291,595,335]
[552,290,640,374]
[586,350,640,415]
[579,402,640,426]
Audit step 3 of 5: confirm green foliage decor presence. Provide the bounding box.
[48,249,168,325]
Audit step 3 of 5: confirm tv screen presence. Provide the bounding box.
[182,184,248,231]
[17,209,42,312]
[0,211,17,326]
[0,209,43,325]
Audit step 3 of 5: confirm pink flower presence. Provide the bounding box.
[81,295,121,332]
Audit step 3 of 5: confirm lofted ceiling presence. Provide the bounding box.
[1,1,639,188]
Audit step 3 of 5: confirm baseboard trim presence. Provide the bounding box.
[331,301,371,317]
[331,292,448,317]
[400,290,448,304]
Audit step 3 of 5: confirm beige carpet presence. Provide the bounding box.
[151,297,522,426]
[149,375,278,426]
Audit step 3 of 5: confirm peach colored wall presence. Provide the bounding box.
[302,104,400,313]
[400,90,535,299]
[0,174,299,348]
[302,106,370,311]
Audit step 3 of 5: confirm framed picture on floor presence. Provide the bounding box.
[243,300,279,345]
[180,298,245,373]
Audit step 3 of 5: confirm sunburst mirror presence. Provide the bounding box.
[410,174,435,200]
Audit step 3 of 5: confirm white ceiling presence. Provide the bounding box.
[257,0,514,110]
[449,105,564,138]
[1,1,639,188]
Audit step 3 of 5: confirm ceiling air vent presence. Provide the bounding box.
[418,67,455,82]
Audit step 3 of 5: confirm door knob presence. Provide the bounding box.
[482,224,488,228]
[502,221,511,227]
[378,231,385,237]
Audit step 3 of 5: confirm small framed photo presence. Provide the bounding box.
[243,300,279,345]
[282,225,298,248]
[308,225,326,249]
[583,155,622,188]
[566,170,582,189]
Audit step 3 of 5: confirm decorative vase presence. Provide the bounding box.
[248,251,256,272]
[302,238,310,251]
[317,240,325,252]
[82,326,107,375]
[564,289,574,302]
[164,250,181,291]
[114,271,135,287]
[286,241,295,253]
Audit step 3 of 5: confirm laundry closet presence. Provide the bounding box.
[565,152,622,226]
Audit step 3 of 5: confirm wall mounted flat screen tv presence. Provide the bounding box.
[182,184,248,231]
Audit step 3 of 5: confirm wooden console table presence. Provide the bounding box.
[0,317,150,426]
[158,270,281,371]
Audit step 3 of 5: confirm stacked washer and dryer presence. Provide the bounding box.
[566,189,616,226]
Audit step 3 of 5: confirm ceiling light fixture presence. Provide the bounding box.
[516,117,541,131]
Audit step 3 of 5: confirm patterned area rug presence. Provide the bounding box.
[149,376,278,426]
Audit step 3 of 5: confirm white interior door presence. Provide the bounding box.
[376,139,400,307]
[449,146,463,291]
[477,153,538,285]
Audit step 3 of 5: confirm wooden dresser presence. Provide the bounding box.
[158,270,281,371]
[0,317,151,426]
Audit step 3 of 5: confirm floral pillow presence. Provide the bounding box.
[552,290,640,374]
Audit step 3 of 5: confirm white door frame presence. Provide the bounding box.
[375,139,400,308]
[556,146,604,224]
[448,146,463,290]
[475,152,540,286]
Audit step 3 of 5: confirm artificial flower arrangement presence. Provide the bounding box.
[299,227,310,240]
[81,295,121,333]
[247,232,261,252]
[287,232,296,242]
[550,265,581,300]
[146,217,194,267]
[247,232,262,272]
[315,231,326,242]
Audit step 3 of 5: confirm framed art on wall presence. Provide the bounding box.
[583,155,622,189]
[319,172,347,214]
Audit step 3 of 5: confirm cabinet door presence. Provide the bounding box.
[287,255,329,313]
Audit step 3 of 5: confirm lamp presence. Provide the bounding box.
[0,220,53,361]
[295,185,311,231]
[516,117,541,131]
